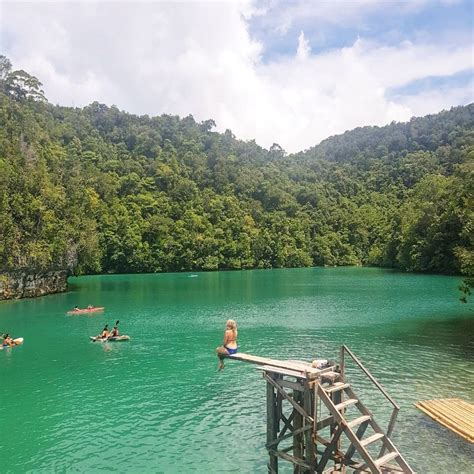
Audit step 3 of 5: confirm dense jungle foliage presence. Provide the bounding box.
[0,56,472,295]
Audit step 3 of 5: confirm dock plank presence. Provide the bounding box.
[415,398,474,443]
[227,352,320,376]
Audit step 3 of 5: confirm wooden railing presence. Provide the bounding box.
[340,344,399,441]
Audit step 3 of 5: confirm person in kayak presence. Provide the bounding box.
[216,319,238,370]
[99,325,110,340]
[2,333,15,347]
[110,321,120,337]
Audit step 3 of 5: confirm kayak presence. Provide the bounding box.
[67,307,105,315]
[89,335,130,342]
[1,337,23,349]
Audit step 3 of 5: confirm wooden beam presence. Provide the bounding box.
[304,383,316,472]
[264,374,314,423]
[279,411,296,440]
[267,374,279,473]
[293,390,304,473]
[268,449,312,471]
[319,424,344,472]
[267,424,313,449]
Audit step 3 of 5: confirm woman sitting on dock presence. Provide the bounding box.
[216,319,238,370]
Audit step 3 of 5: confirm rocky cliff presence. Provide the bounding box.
[0,270,68,300]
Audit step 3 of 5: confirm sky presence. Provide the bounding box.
[1,0,473,153]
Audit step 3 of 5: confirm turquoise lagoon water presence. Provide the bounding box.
[0,267,473,473]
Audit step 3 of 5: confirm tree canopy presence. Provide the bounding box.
[0,56,472,298]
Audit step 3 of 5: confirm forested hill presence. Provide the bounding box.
[0,58,472,287]
[299,106,473,165]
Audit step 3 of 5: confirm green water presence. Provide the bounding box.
[0,268,473,473]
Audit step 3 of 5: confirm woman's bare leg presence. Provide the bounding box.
[216,346,229,370]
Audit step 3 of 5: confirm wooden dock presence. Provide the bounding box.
[415,398,474,443]
[228,352,323,377]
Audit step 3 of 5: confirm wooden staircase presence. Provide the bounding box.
[317,373,413,473]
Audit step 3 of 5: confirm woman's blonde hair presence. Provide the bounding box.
[226,319,238,337]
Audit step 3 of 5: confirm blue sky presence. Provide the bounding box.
[1,0,473,152]
[249,0,473,59]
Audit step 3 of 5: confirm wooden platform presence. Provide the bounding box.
[227,352,336,379]
[415,398,474,443]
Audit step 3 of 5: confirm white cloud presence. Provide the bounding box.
[296,31,311,60]
[1,1,473,152]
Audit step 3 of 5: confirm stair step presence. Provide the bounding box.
[324,382,350,393]
[347,415,371,428]
[361,432,385,447]
[334,398,358,411]
[375,451,399,467]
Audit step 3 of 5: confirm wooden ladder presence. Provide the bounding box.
[317,376,414,473]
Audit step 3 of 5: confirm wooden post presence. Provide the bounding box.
[293,389,304,473]
[304,382,315,472]
[313,381,319,470]
[267,374,278,473]
[340,345,345,379]
[276,374,283,435]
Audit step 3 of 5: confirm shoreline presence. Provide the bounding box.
[1,264,466,302]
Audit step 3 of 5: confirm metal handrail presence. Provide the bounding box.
[340,344,399,439]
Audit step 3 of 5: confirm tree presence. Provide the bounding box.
[5,69,46,102]
[0,55,12,94]
[0,55,12,81]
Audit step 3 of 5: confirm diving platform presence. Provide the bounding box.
[415,398,474,443]
[225,345,414,473]
[228,352,325,377]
